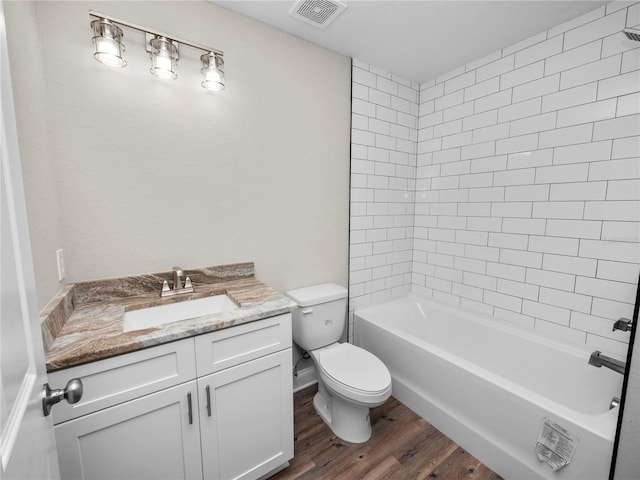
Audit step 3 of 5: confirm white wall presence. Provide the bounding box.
[5,1,351,308]
[349,62,419,336]
[350,2,640,358]
[4,1,67,308]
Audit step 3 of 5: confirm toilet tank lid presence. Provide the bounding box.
[285,283,347,307]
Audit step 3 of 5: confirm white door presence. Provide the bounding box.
[0,1,60,478]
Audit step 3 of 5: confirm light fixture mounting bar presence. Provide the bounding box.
[89,10,223,56]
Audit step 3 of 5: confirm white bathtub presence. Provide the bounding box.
[354,294,623,480]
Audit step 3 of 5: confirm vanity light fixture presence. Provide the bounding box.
[89,11,225,91]
[200,52,225,91]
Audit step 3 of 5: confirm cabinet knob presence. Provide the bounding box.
[42,378,83,416]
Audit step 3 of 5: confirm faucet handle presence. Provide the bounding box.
[161,280,171,296]
[184,276,193,289]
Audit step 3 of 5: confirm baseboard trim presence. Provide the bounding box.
[293,366,317,393]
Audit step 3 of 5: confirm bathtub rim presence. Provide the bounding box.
[355,292,614,360]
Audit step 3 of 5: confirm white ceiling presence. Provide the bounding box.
[213,0,609,83]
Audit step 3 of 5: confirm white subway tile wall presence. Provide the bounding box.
[413,1,640,357]
[349,60,420,336]
[350,3,640,355]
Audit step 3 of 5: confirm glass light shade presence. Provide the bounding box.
[91,19,126,67]
[150,37,178,80]
[200,53,225,91]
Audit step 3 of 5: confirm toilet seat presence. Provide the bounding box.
[313,343,392,406]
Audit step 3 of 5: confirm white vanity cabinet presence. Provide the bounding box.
[49,313,293,480]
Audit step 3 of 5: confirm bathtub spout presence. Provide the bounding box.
[612,317,633,332]
[588,351,626,375]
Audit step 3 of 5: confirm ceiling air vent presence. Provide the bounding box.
[289,0,347,30]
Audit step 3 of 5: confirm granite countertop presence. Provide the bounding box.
[42,263,297,372]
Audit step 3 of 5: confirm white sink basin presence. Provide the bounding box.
[123,295,238,332]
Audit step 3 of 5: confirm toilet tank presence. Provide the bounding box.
[286,283,348,352]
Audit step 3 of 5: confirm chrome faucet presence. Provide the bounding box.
[173,267,185,290]
[160,266,195,297]
[612,317,633,332]
[588,351,626,375]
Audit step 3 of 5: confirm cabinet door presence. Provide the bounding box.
[55,380,203,480]
[199,349,293,480]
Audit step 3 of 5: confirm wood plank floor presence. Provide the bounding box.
[271,385,503,480]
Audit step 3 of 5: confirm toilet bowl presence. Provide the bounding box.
[286,284,392,443]
[310,342,392,442]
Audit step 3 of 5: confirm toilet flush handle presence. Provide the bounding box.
[301,308,313,315]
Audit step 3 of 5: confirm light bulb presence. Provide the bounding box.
[91,19,126,67]
[200,53,225,91]
[150,37,178,80]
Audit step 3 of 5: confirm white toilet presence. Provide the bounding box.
[286,283,392,443]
